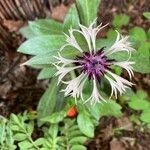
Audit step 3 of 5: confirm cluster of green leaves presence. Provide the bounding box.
[40,92,122,138]
[0,112,87,150]
[122,90,150,127]
[0,98,122,150]
[0,116,16,150]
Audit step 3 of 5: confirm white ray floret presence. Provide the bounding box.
[62,73,87,102]
[72,21,108,53]
[104,31,135,56]
[105,70,133,98]
[61,29,83,53]
[113,61,135,79]
[54,53,78,67]
[84,77,106,105]
[54,65,82,84]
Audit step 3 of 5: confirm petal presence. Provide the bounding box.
[54,53,78,66]
[105,70,133,98]
[54,65,82,84]
[72,21,108,53]
[113,61,135,79]
[84,77,106,105]
[104,31,135,56]
[73,25,92,53]
[63,29,83,53]
[62,73,87,102]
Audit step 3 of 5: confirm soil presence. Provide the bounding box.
[0,0,150,150]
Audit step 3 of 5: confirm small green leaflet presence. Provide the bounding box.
[112,14,130,28]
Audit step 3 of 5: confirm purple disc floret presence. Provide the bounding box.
[75,47,114,81]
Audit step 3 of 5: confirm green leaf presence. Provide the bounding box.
[10,114,21,125]
[18,141,33,149]
[143,12,150,20]
[63,4,80,33]
[107,29,117,39]
[132,42,150,73]
[34,138,46,146]
[0,121,6,144]
[86,103,101,121]
[37,67,56,79]
[69,130,83,138]
[41,111,66,124]
[17,35,65,55]
[23,47,80,68]
[148,29,150,39]
[77,108,94,137]
[140,110,150,123]
[99,101,122,117]
[128,99,149,110]
[69,136,87,144]
[71,145,87,150]
[23,53,55,68]
[29,19,63,35]
[19,25,36,39]
[26,122,34,134]
[37,78,58,125]
[96,38,114,50]
[76,0,101,26]
[48,124,58,138]
[10,125,20,131]
[136,90,148,99]
[112,14,130,28]
[13,133,27,141]
[129,27,147,43]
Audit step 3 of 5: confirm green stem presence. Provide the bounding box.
[17,124,40,150]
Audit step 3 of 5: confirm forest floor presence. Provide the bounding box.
[0,0,150,150]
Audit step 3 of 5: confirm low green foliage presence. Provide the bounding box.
[112,13,130,28]
[125,90,150,127]
[0,112,88,150]
[143,12,150,20]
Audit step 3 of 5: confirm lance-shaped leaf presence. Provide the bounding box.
[37,67,57,79]
[63,4,80,33]
[29,19,63,35]
[17,35,65,55]
[37,78,58,125]
[76,0,101,26]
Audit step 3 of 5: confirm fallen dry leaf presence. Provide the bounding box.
[3,20,24,32]
[50,4,70,22]
[110,138,126,150]
[100,124,113,140]
[116,115,133,131]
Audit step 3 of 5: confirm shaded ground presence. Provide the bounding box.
[0,0,150,149]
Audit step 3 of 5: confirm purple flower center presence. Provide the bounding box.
[76,47,114,81]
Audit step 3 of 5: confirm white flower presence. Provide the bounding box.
[54,20,135,104]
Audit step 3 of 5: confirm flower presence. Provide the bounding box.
[54,21,135,105]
